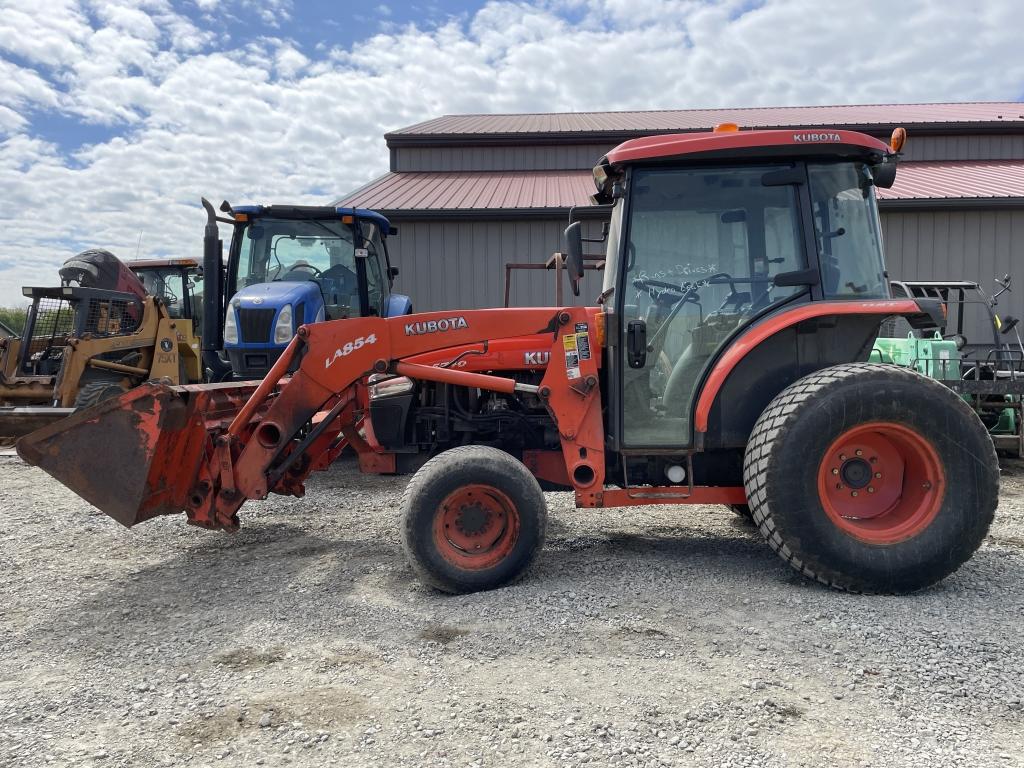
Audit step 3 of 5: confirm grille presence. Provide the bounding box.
[238,308,276,343]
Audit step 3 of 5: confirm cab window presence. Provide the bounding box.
[808,163,888,299]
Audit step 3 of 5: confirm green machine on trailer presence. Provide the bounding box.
[873,278,1023,456]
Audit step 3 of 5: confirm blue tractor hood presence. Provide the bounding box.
[232,280,321,309]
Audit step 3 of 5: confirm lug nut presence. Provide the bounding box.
[867,487,875,494]
[922,481,932,490]
[869,456,878,463]
[839,454,847,461]
[831,468,839,475]
[855,449,863,457]
[874,472,882,479]
[835,483,843,490]
[851,491,859,498]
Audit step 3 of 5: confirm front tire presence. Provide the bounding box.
[73,381,126,410]
[401,446,547,594]
[743,363,997,593]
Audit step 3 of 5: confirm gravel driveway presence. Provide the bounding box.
[1,455,1022,767]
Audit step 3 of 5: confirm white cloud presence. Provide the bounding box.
[0,0,1022,304]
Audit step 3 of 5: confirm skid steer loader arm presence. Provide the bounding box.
[18,308,601,531]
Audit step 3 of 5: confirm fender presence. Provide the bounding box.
[694,299,932,434]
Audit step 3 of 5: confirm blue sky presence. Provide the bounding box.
[0,0,1022,305]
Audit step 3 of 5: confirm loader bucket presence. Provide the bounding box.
[17,382,209,527]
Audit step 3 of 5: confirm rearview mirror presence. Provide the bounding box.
[774,267,819,287]
[871,160,897,189]
[564,221,584,298]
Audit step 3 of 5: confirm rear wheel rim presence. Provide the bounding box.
[816,421,945,544]
[432,484,521,569]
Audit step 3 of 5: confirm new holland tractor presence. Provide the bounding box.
[201,202,411,381]
[21,125,998,595]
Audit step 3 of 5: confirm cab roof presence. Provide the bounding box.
[230,204,392,233]
[603,128,892,167]
[129,257,200,270]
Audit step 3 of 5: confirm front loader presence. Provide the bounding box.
[20,125,998,594]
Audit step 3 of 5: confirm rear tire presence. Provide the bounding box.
[743,363,997,593]
[73,381,126,410]
[401,445,547,594]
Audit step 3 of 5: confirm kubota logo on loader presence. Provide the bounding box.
[404,316,468,336]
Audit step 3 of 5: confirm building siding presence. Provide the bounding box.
[900,134,1024,162]
[880,209,1024,341]
[386,218,606,311]
[392,134,1024,173]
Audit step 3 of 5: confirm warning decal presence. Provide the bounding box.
[576,333,591,360]
[562,333,581,378]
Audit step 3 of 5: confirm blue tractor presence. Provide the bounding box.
[201,201,412,379]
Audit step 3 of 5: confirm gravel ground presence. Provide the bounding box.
[1,454,1022,768]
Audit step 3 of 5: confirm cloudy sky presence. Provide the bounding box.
[0,0,1022,305]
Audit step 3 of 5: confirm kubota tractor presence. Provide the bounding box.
[19,125,998,595]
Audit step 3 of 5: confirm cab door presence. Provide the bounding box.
[617,164,809,448]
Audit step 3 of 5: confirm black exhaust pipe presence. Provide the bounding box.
[201,198,231,381]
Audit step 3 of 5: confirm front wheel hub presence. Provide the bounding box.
[817,421,946,544]
[433,484,521,569]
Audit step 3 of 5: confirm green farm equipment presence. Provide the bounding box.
[874,278,1022,456]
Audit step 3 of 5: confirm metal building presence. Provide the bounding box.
[339,103,1024,339]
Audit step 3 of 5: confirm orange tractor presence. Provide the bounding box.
[20,126,998,594]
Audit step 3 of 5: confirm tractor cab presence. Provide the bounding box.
[574,125,905,455]
[211,204,411,379]
[130,258,203,329]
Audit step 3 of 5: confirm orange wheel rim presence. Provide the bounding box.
[432,484,521,569]
[816,421,945,545]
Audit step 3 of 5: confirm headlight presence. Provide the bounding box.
[368,374,415,399]
[223,308,238,344]
[274,304,293,344]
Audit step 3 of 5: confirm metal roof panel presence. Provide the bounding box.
[338,161,1024,211]
[389,103,1024,138]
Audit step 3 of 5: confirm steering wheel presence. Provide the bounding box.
[285,261,323,277]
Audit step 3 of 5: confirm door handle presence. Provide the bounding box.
[626,319,647,369]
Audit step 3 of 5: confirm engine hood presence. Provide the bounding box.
[231,280,321,308]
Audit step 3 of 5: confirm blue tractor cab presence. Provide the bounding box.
[201,202,411,379]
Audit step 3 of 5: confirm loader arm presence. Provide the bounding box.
[19,307,605,531]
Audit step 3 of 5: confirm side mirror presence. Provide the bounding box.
[564,221,584,298]
[871,160,897,189]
